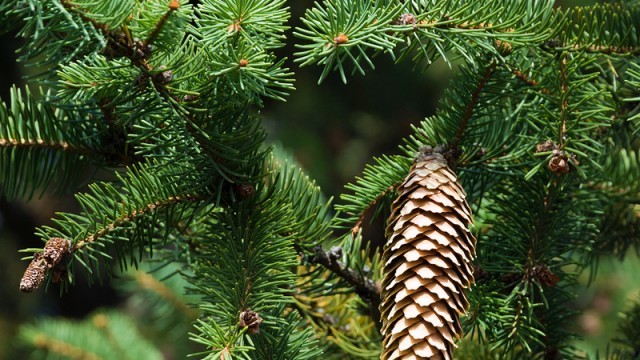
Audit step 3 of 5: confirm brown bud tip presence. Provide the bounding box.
[398,13,417,25]
[182,94,198,102]
[238,310,263,334]
[228,20,241,33]
[533,265,560,287]
[233,184,255,199]
[548,152,571,174]
[169,0,179,10]
[333,33,348,45]
[494,39,513,56]
[154,69,173,84]
[238,59,249,67]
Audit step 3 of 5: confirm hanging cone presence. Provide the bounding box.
[380,146,475,360]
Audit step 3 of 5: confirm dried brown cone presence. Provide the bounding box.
[380,147,476,360]
[20,238,72,292]
[238,309,263,334]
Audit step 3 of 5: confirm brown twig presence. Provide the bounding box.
[450,60,498,152]
[73,193,205,251]
[510,68,549,94]
[573,44,640,56]
[144,1,180,47]
[32,334,100,360]
[351,184,396,238]
[0,138,91,154]
[558,52,568,148]
[59,0,109,32]
[542,40,640,56]
[307,245,382,325]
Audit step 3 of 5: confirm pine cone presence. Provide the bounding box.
[380,147,476,360]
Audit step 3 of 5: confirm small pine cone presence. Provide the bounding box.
[43,237,71,268]
[380,147,476,360]
[20,253,47,292]
[20,238,71,292]
[238,309,263,334]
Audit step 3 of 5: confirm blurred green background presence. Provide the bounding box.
[1,0,638,359]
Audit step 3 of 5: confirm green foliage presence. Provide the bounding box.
[626,61,640,129]
[3,0,640,359]
[27,161,207,288]
[185,149,338,359]
[295,0,556,83]
[0,86,103,199]
[295,0,403,83]
[554,3,640,52]
[19,310,163,360]
[611,296,640,359]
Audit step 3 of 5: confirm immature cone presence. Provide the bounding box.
[380,147,476,360]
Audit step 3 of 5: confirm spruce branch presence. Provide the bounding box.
[71,193,205,252]
[508,67,549,94]
[611,296,640,358]
[450,59,498,152]
[19,311,163,359]
[144,0,181,47]
[558,52,569,149]
[59,0,109,32]
[350,184,396,238]
[0,138,90,155]
[296,0,555,82]
[0,86,128,199]
[307,245,382,322]
[547,3,640,57]
[29,335,101,360]
[294,0,403,83]
[19,162,209,291]
[193,0,290,50]
[133,270,199,320]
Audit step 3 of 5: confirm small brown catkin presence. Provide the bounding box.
[380,147,476,360]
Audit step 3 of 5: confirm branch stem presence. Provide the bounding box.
[307,246,382,325]
[73,193,205,251]
[144,5,178,47]
[559,52,568,148]
[450,60,497,151]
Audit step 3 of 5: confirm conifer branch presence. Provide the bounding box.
[133,270,198,320]
[59,0,109,32]
[32,334,100,360]
[58,0,155,74]
[542,43,640,56]
[144,1,180,47]
[0,138,90,154]
[577,44,640,56]
[558,52,568,148]
[20,311,164,358]
[73,193,205,251]
[21,192,206,292]
[450,60,498,152]
[509,68,549,94]
[308,245,382,323]
[350,184,396,238]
